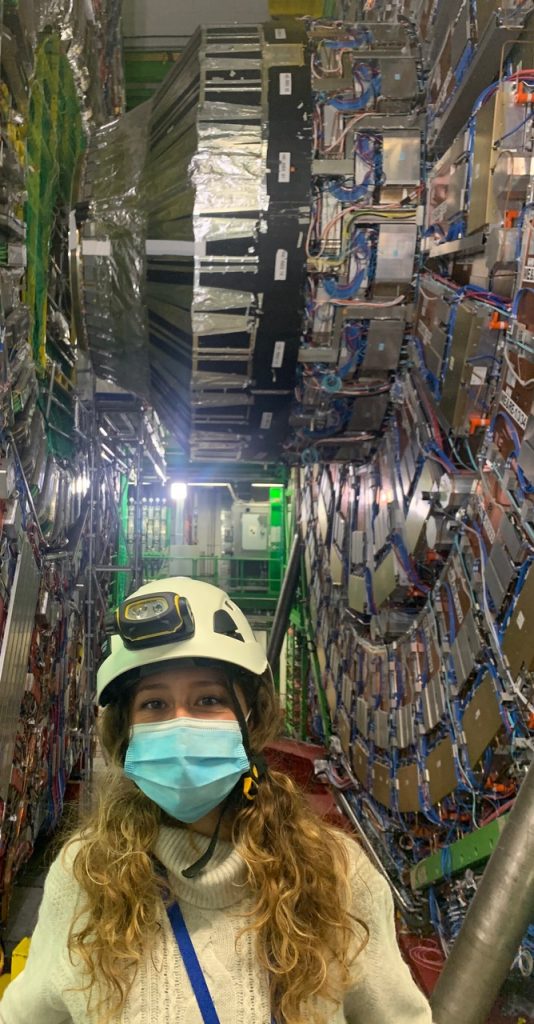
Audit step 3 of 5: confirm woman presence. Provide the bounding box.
[0,577,433,1024]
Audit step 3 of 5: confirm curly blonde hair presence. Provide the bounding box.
[58,672,368,1024]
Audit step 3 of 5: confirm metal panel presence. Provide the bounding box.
[379,58,419,102]
[397,761,421,813]
[356,695,369,737]
[382,132,421,186]
[395,703,415,749]
[426,737,458,805]
[361,319,404,374]
[502,563,534,677]
[374,550,397,606]
[462,673,503,769]
[372,760,392,808]
[498,512,523,563]
[486,541,515,612]
[421,674,446,732]
[467,94,496,233]
[351,530,365,564]
[450,0,471,70]
[375,223,418,283]
[351,739,369,786]
[0,537,40,804]
[374,708,390,749]
[348,573,366,613]
[330,544,343,586]
[348,393,389,432]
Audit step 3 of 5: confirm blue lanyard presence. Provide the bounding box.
[166,901,277,1024]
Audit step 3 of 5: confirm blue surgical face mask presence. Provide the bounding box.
[123,717,251,823]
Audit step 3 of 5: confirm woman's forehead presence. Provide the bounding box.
[133,664,229,691]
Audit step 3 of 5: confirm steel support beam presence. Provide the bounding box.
[267,533,302,671]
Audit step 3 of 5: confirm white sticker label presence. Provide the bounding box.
[279,72,292,95]
[274,249,288,280]
[275,28,287,39]
[470,366,488,386]
[501,391,528,430]
[272,341,286,368]
[82,239,111,257]
[517,610,525,630]
[260,412,273,430]
[69,211,77,251]
[278,151,291,183]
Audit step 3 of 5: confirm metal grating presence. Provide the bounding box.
[0,537,40,805]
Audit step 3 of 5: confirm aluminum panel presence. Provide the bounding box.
[450,0,471,70]
[375,223,418,283]
[379,58,419,102]
[397,761,420,813]
[348,573,366,614]
[348,393,389,432]
[372,760,392,808]
[426,737,458,805]
[374,708,390,749]
[374,551,397,606]
[351,530,365,565]
[351,739,369,786]
[498,512,523,563]
[502,563,534,677]
[395,704,415,749]
[382,132,421,186]
[342,673,353,712]
[462,672,503,769]
[356,696,369,737]
[421,674,446,732]
[0,537,40,805]
[330,544,343,586]
[362,319,404,373]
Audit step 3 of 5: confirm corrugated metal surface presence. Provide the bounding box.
[0,537,40,805]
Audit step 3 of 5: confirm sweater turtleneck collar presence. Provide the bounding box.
[152,824,250,910]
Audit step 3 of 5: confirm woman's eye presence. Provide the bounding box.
[197,695,226,707]
[141,699,167,710]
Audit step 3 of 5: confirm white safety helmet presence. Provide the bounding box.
[97,576,271,707]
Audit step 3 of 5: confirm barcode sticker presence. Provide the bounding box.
[274,249,288,280]
[272,341,286,368]
[278,152,291,183]
[279,73,292,95]
[260,412,273,430]
[275,28,287,39]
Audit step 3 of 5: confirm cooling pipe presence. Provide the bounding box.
[431,757,534,1024]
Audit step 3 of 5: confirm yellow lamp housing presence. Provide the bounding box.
[116,592,195,649]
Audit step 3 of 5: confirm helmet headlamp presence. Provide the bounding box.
[116,592,195,648]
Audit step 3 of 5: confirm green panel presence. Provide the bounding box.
[269,487,284,595]
[115,475,131,606]
[410,814,510,890]
[124,50,183,110]
[124,58,172,83]
[25,35,84,369]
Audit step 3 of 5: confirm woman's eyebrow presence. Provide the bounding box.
[134,681,172,695]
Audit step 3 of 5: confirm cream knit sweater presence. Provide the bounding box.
[0,825,433,1024]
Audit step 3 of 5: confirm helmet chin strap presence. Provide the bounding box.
[181,679,267,879]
